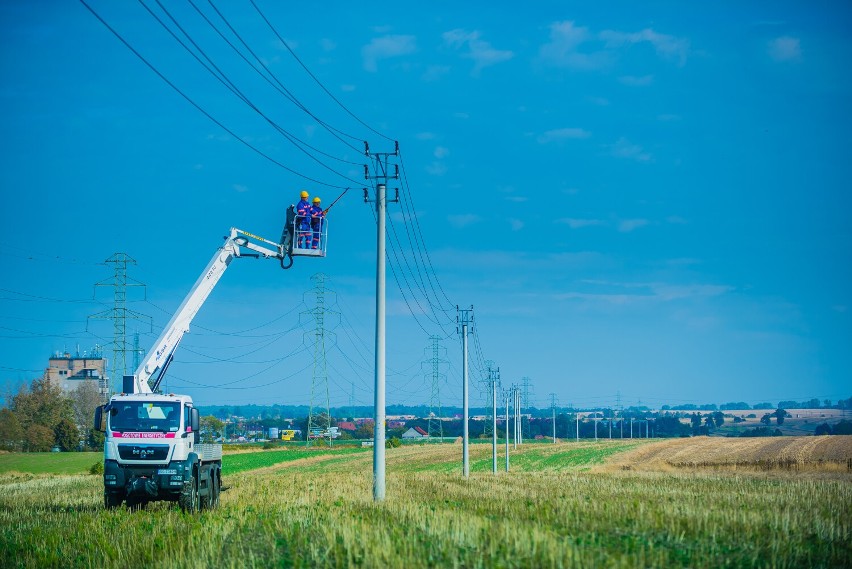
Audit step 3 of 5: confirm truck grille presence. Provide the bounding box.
[117,444,170,461]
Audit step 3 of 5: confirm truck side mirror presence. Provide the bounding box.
[93,405,106,433]
[191,408,200,443]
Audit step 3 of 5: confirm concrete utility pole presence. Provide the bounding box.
[489,365,500,474]
[458,306,473,478]
[505,389,510,472]
[514,385,524,448]
[549,393,558,443]
[365,142,399,502]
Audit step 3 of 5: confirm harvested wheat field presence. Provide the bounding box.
[602,435,852,473]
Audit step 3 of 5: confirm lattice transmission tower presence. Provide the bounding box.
[520,376,534,439]
[424,335,448,441]
[302,273,338,447]
[88,253,150,394]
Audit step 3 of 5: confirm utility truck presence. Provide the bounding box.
[94,218,326,511]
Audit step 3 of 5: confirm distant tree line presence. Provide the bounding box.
[814,420,852,436]
[662,397,852,411]
[0,377,103,452]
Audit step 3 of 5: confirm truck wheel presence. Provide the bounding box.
[199,476,210,510]
[179,473,198,513]
[104,492,123,510]
[210,471,220,509]
[126,497,147,511]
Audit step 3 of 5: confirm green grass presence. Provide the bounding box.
[223,447,369,474]
[0,452,101,475]
[0,442,849,568]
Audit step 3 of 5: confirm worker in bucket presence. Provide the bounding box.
[310,196,325,249]
[296,190,312,248]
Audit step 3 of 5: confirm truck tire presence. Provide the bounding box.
[210,470,220,509]
[104,491,123,510]
[179,472,198,513]
[126,497,147,511]
[198,468,213,510]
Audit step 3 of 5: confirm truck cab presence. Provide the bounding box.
[96,392,221,511]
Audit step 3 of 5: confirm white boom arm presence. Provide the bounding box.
[131,228,284,394]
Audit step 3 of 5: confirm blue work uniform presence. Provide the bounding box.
[296,198,312,247]
[310,204,324,249]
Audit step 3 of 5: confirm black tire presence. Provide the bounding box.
[178,472,198,513]
[126,497,147,511]
[104,491,123,510]
[199,470,211,511]
[210,470,220,509]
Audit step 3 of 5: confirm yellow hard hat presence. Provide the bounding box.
[313,197,321,204]
[300,191,309,199]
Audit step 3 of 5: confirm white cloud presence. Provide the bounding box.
[599,28,690,66]
[454,112,469,119]
[443,29,514,74]
[447,214,480,228]
[666,215,688,224]
[587,96,610,106]
[233,184,249,193]
[434,146,449,159]
[341,84,356,92]
[505,196,528,203]
[611,137,652,162]
[539,21,609,70]
[618,218,648,232]
[426,162,447,176]
[537,127,591,143]
[540,22,689,69]
[362,35,416,72]
[320,38,336,52]
[416,132,436,140]
[555,280,732,306]
[423,65,450,81]
[556,218,605,229]
[619,74,654,86]
[768,36,801,62]
[509,219,524,231]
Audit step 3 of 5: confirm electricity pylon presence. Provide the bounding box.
[303,273,338,447]
[424,336,447,442]
[521,376,534,439]
[88,253,150,394]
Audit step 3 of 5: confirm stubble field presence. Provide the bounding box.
[0,437,850,568]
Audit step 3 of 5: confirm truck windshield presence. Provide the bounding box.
[108,402,181,433]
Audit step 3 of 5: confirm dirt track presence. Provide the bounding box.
[601,435,852,473]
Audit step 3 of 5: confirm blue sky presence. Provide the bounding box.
[1,1,849,410]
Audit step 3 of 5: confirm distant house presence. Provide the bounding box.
[401,427,428,439]
[388,420,407,429]
[337,422,356,432]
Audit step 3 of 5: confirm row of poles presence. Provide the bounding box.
[367,144,651,501]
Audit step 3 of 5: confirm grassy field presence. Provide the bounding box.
[0,439,849,568]
[605,434,852,472]
[0,451,102,475]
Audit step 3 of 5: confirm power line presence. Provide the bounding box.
[79,0,350,189]
[142,0,365,181]
[201,0,366,154]
[247,0,393,144]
